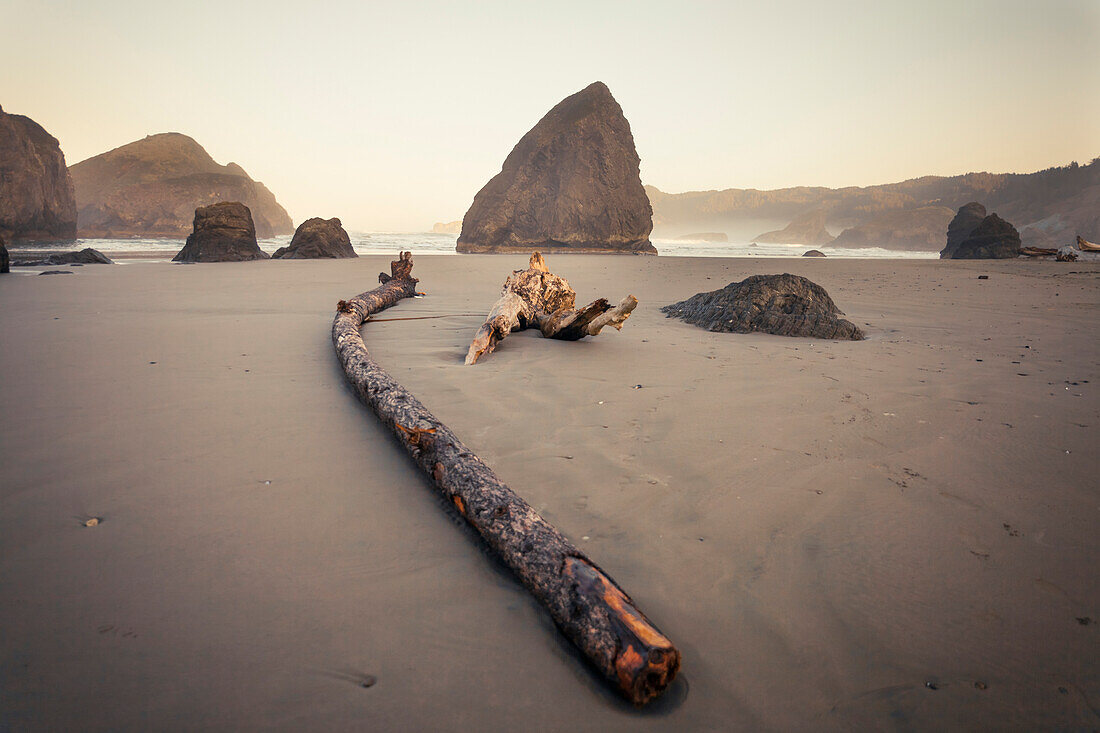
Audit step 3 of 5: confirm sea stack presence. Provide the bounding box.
[0,105,77,242]
[457,82,655,254]
[272,217,356,259]
[940,202,987,258]
[661,273,864,340]
[948,213,1022,259]
[172,202,269,262]
[70,133,293,239]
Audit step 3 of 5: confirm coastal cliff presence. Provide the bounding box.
[0,105,77,242]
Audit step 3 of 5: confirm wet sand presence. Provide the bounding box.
[1,255,1098,730]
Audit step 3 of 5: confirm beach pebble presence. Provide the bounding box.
[977,275,989,279]
[361,675,377,688]
[84,517,99,527]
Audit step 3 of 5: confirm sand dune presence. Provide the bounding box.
[1,255,1097,729]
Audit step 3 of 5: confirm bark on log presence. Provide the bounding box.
[465,252,638,364]
[333,252,680,705]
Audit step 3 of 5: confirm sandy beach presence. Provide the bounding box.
[1,254,1097,730]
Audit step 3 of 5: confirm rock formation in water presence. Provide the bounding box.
[172,202,269,262]
[940,202,987,258]
[830,206,954,251]
[432,220,462,234]
[12,248,113,266]
[753,209,834,245]
[948,213,1021,259]
[802,249,826,257]
[674,232,728,242]
[457,82,655,254]
[272,217,356,259]
[0,236,8,273]
[0,105,77,242]
[661,273,863,340]
[70,133,293,239]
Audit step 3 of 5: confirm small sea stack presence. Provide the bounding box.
[802,249,826,257]
[940,202,987,259]
[457,81,655,254]
[272,217,356,259]
[172,202,269,262]
[949,213,1021,259]
[662,273,864,340]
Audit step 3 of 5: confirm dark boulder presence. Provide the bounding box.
[272,217,356,259]
[949,213,1021,259]
[457,82,655,254]
[661,273,864,340]
[0,236,8,273]
[940,202,987,258]
[172,202,269,262]
[12,248,113,266]
[802,249,826,257]
[0,105,77,242]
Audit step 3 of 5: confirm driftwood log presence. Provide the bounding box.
[465,252,637,365]
[332,252,679,705]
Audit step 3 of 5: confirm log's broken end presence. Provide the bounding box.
[564,556,681,706]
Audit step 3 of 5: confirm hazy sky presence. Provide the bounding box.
[5,0,1098,231]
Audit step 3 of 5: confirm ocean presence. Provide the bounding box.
[9,232,940,259]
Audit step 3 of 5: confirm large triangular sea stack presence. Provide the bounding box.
[457,82,655,254]
[0,105,77,242]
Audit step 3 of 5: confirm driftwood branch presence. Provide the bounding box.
[465,252,637,364]
[332,252,680,705]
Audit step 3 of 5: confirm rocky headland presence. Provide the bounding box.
[753,209,834,245]
[646,158,1099,250]
[829,206,954,251]
[70,133,293,239]
[432,221,462,235]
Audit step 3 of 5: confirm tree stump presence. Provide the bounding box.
[465,252,638,364]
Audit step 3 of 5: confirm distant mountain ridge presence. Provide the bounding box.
[70,133,293,239]
[647,158,1099,249]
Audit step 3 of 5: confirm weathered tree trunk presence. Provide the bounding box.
[465,252,638,364]
[333,253,679,705]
